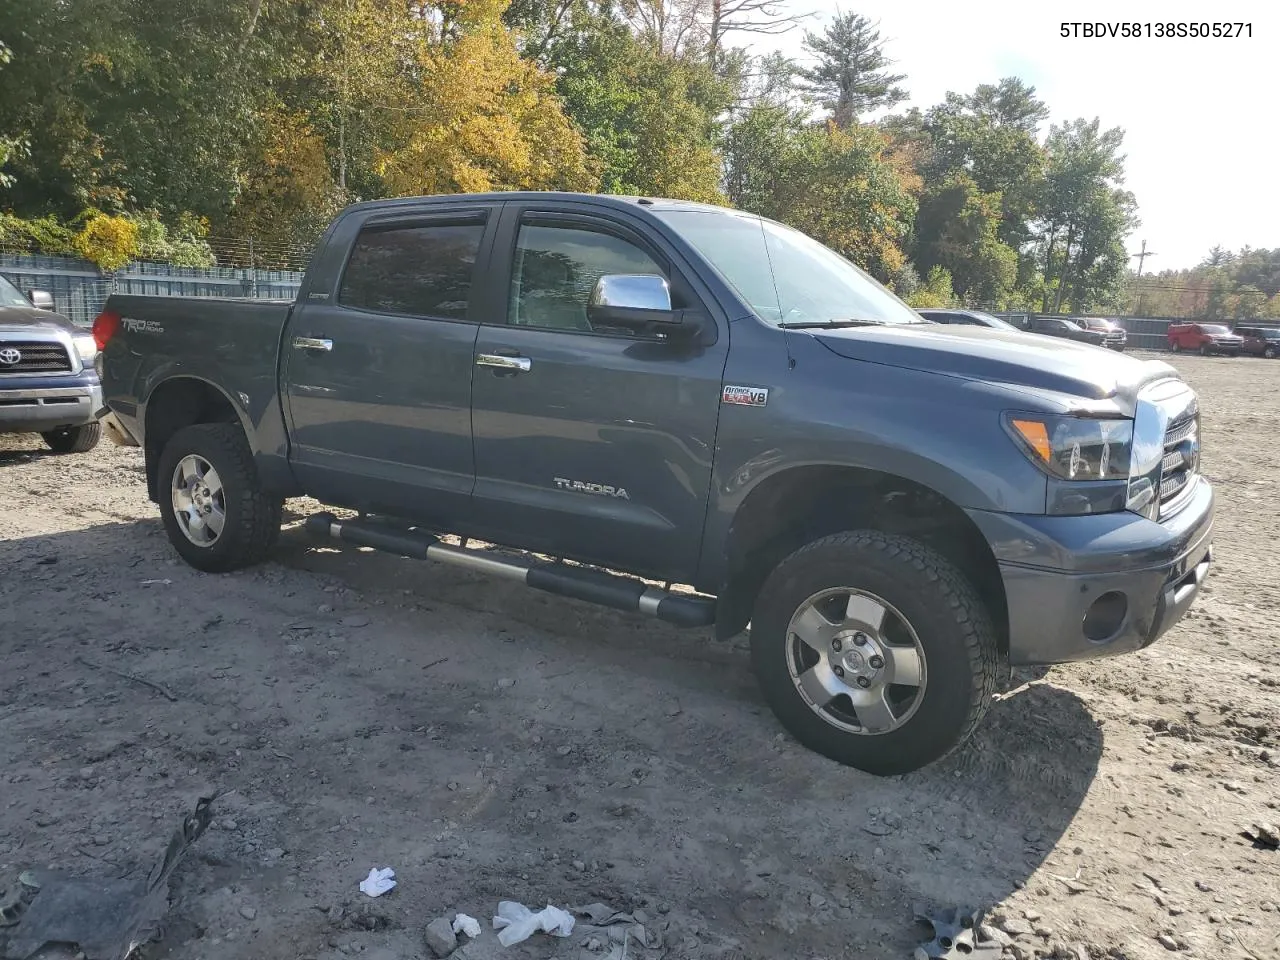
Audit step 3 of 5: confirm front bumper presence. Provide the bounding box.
[0,372,103,433]
[967,476,1214,665]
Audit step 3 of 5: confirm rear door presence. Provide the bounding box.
[467,203,730,581]
[282,204,499,524]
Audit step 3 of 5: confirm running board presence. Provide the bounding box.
[304,512,716,628]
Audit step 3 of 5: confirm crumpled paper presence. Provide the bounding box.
[358,867,396,898]
[452,913,482,938]
[492,900,575,946]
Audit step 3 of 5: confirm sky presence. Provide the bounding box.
[745,0,1275,271]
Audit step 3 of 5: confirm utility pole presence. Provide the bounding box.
[1131,240,1157,317]
[1131,239,1157,278]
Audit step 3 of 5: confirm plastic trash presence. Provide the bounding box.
[358,867,396,898]
[452,913,482,938]
[491,900,575,946]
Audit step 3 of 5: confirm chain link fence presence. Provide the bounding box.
[0,239,310,327]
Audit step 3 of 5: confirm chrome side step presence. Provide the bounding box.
[304,512,716,628]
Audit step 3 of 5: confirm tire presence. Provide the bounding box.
[1266,347,1276,359]
[41,421,102,453]
[1171,341,1181,352]
[156,423,282,573]
[750,530,999,776]
[1200,343,1210,357]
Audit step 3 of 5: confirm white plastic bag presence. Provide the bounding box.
[452,913,482,938]
[358,866,396,898]
[492,900,575,946]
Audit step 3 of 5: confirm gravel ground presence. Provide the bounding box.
[1,350,1277,960]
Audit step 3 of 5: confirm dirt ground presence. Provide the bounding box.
[1,350,1277,960]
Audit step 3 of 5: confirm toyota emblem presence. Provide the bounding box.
[0,347,21,366]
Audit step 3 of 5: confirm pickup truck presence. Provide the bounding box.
[0,273,103,452]
[1076,317,1127,351]
[1234,325,1280,359]
[95,192,1215,775]
[1168,322,1244,356]
[1027,315,1109,347]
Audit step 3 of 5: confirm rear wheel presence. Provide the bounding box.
[1266,346,1277,359]
[1171,341,1181,352]
[157,424,281,572]
[41,421,101,453]
[750,531,999,775]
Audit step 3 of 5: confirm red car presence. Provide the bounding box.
[1167,322,1244,356]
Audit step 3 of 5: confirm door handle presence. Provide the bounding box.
[476,353,532,373]
[293,336,333,352]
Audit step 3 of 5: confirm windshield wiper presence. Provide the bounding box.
[779,318,889,329]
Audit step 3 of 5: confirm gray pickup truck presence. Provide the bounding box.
[0,273,103,452]
[96,193,1214,775]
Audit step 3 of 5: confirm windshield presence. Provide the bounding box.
[1083,318,1113,330]
[0,274,31,308]
[1202,324,1232,335]
[655,209,927,327]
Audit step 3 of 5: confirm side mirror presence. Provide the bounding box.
[28,289,55,311]
[587,275,678,330]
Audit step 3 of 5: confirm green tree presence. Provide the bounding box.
[797,13,906,127]
[723,111,920,279]
[1034,118,1138,313]
[912,172,1016,305]
[905,266,956,308]
[547,14,730,200]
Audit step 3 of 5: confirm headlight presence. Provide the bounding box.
[73,334,98,363]
[1004,414,1133,481]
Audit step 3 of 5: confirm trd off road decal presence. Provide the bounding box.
[722,385,769,407]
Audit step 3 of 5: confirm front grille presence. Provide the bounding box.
[0,340,73,374]
[1159,414,1198,512]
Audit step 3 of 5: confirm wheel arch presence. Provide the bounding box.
[142,376,248,502]
[714,464,1009,656]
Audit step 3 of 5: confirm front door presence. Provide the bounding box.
[468,205,730,582]
[282,205,497,524]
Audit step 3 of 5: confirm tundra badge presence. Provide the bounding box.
[554,478,630,500]
[722,385,769,407]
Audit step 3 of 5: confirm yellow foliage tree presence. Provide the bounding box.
[72,212,140,272]
[376,16,596,196]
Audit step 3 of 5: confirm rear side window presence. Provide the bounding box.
[340,222,485,320]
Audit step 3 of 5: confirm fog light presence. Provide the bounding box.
[1083,591,1128,642]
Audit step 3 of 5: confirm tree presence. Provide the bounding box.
[1033,118,1138,313]
[375,10,596,196]
[547,14,729,200]
[905,266,956,308]
[912,172,1016,305]
[723,112,920,279]
[963,77,1049,133]
[797,13,907,127]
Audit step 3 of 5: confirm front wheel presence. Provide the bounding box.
[751,531,999,775]
[41,421,101,453]
[1200,343,1211,356]
[1266,346,1277,359]
[156,423,282,572]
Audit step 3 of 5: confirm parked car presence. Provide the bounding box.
[1028,315,1109,346]
[1075,317,1127,351]
[1234,325,1280,359]
[1167,322,1244,356]
[916,308,1020,331]
[0,273,103,452]
[95,192,1214,776]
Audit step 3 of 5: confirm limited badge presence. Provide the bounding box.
[722,385,769,407]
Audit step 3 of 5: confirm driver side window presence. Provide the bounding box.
[508,223,667,333]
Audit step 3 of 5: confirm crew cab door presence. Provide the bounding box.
[467,203,730,582]
[281,204,498,525]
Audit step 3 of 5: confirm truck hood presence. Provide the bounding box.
[0,304,80,334]
[810,324,1177,409]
